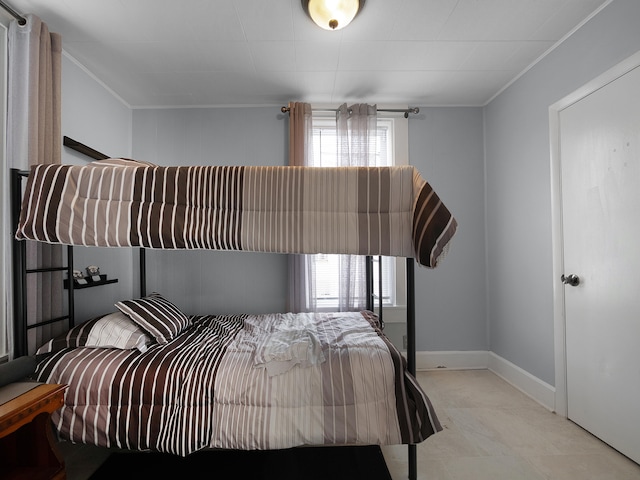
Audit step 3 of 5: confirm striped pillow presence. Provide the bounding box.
[36,311,151,355]
[116,293,190,344]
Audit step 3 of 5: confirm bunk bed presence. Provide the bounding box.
[11,138,458,479]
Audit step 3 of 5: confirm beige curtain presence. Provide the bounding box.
[7,15,63,356]
[286,102,316,312]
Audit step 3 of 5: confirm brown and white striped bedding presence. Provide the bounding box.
[16,160,457,268]
[35,311,441,455]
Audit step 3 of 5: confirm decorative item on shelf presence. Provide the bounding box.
[64,271,118,290]
[72,269,88,285]
[86,265,101,282]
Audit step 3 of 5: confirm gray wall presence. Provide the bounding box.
[484,0,640,385]
[409,108,486,351]
[131,108,289,316]
[61,55,134,322]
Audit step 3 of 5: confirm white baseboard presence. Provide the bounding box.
[415,350,556,412]
[487,352,555,411]
[415,350,489,370]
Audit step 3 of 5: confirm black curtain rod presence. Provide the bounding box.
[0,0,26,25]
[281,105,420,118]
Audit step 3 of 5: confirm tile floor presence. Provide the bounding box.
[58,369,640,480]
[382,370,640,480]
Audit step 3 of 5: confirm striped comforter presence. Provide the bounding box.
[35,312,441,455]
[16,160,457,268]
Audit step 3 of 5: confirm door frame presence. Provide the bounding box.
[549,49,640,418]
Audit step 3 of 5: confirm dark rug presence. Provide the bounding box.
[89,445,393,480]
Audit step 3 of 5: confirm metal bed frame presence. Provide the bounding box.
[10,136,419,479]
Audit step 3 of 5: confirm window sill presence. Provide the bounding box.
[373,305,406,324]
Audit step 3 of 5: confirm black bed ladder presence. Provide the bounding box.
[11,168,76,357]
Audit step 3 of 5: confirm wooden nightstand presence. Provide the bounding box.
[0,383,67,480]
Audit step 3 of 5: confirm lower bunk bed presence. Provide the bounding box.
[11,158,458,479]
[34,303,440,455]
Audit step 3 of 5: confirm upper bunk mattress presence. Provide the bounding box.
[15,159,457,267]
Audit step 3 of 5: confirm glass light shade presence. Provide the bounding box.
[305,0,361,31]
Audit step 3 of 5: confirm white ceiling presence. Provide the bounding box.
[5,0,609,109]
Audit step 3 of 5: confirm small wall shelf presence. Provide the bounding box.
[64,274,118,290]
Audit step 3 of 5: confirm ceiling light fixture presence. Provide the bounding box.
[302,0,365,31]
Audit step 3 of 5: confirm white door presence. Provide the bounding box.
[559,63,640,464]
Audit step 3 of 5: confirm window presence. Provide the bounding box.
[310,112,408,311]
[311,116,393,167]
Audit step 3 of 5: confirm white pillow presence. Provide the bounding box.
[86,311,151,352]
[36,311,151,355]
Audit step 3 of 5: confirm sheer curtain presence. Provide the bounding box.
[287,102,377,312]
[335,103,377,311]
[286,102,316,312]
[6,15,62,356]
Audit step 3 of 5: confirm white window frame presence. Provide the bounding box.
[310,109,409,320]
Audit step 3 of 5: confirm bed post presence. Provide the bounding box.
[365,256,384,327]
[11,169,28,357]
[67,245,75,327]
[406,258,416,375]
[365,255,373,311]
[139,248,146,297]
[378,255,384,328]
[406,257,417,480]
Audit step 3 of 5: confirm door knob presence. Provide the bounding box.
[561,274,580,286]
